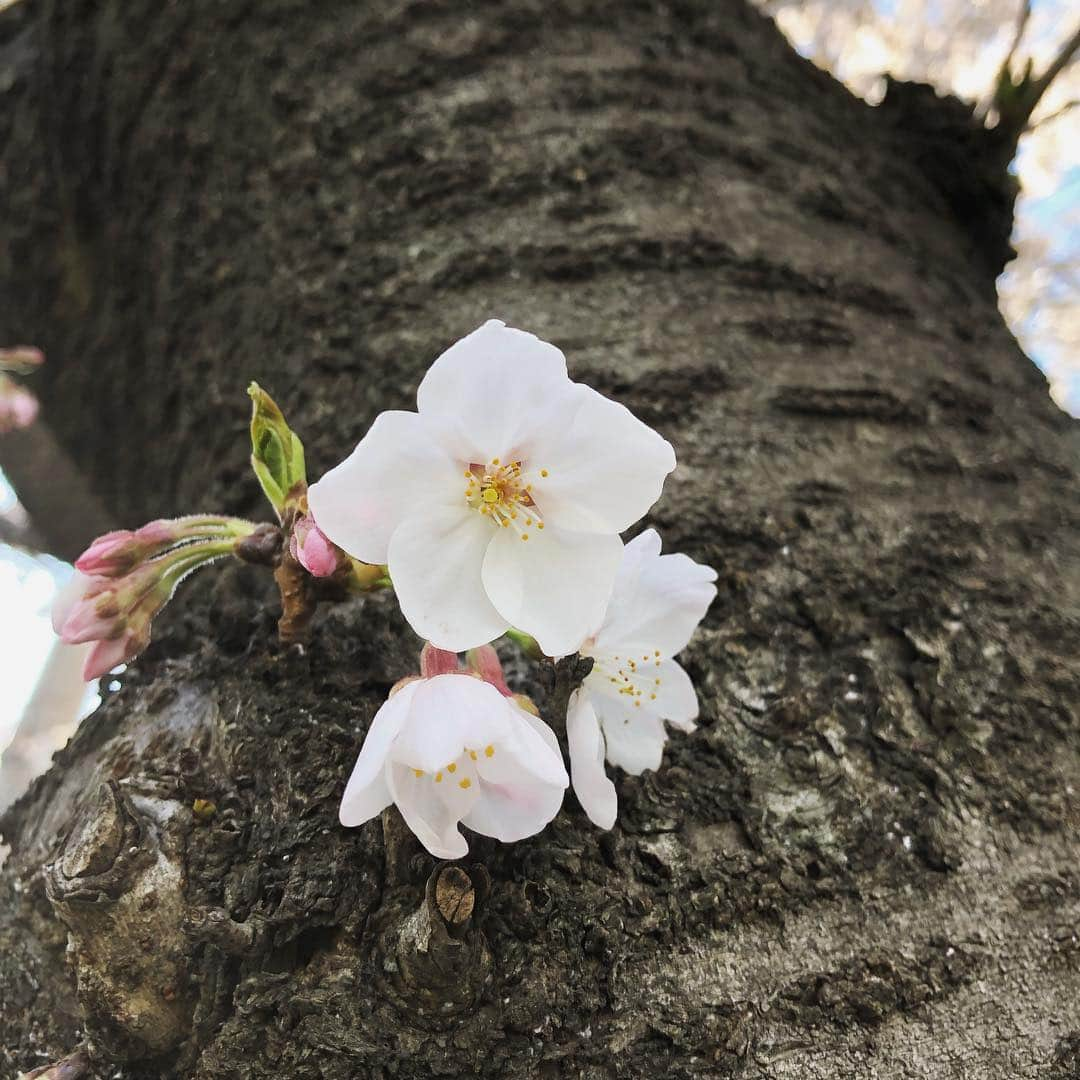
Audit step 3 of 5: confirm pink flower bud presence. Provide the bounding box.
[0,381,39,432]
[0,346,45,373]
[420,642,460,678]
[289,515,339,577]
[83,625,150,681]
[75,530,144,577]
[52,573,122,644]
[76,517,245,577]
[465,645,511,696]
[53,535,233,680]
[52,572,101,635]
[134,519,181,545]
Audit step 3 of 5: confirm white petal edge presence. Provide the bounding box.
[566,689,618,829]
[594,694,669,775]
[462,774,566,843]
[308,410,461,565]
[339,768,393,827]
[523,384,676,534]
[387,674,494,774]
[388,763,470,860]
[416,320,573,463]
[481,524,622,658]
[388,506,509,651]
[339,680,420,826]
[652,659,700,730]
[596,532,717,659]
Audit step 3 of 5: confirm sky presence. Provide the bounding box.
[0,473,67,757]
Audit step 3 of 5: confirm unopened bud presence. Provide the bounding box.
[76,516,258,578]
[289,515,340,577]
[0,345,45,374]
[0,375,39,433]
[53,537,237,681]
[420,642,460,678]
[465,644,511,696]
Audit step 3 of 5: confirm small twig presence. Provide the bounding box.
[1023,22,1080,123]
[274,545,316,645]
[542,654,594,739]
[1027,98,1080,130]
[1000,0,1033,82]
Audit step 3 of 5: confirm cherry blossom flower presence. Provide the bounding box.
[339,670,569,859]
[566,529,716,829]
[308,319,676,656]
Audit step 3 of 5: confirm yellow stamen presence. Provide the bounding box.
[540,469,549,477]
[435,772,443,783]
[484,745,495,757]
[413,769,424,778]
[459,778,472,789]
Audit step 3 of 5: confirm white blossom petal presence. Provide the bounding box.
[566,690,617,829]
[594,694,668,774]
[470,706,569,789]
[652,659,700,730]
[388,507,508,651]
[338,769,393,827]
[387,674,493,773]
[416,320,572,463]
[432,754,483,820]
[524,385,675,534]
[481,523,622,657]
[387,762,469,860]
[595,529,717,658]
[339,680,419,826]
[308,410,461,565]
[461,774,566,843]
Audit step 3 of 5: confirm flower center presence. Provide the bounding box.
[590,649,663,708]
[412,745,496,788]
[464,458,548,542]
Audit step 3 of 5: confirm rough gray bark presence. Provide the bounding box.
[2,1,1080,1077]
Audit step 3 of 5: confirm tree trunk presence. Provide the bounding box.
[2,1,1080,1076]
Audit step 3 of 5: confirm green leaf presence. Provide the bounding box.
[248,382,307,518]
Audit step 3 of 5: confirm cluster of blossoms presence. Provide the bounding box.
[0,346,44,433]
[56,321,714,852]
